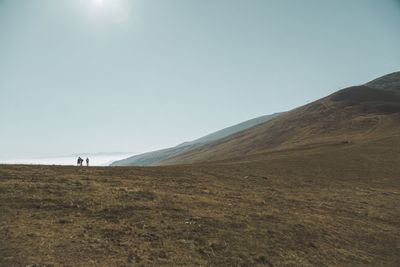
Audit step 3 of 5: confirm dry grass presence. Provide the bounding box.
[160,87,400,166]
[1,137,400,266]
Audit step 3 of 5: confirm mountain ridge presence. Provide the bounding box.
[159,71,400,165]
[111,113,281,166]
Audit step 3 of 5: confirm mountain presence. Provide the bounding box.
[366,71,400,91]
[159,72,400,165]
[111,113,281,166]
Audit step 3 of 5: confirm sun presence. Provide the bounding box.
[92,0,105,8]
[88,0,132,23]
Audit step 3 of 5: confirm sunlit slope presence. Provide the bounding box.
[160,72,400,165]
[111,113,281,166]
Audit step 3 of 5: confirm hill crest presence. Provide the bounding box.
[159,72,400,165]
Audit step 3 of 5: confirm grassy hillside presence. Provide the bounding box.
[2,72,399,266]
[111,113,281,167]
[1,136,400,266]
[160,72,400,165]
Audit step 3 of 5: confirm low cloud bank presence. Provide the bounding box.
[0,153,134,166]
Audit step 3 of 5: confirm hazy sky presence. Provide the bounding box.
[1,0,400,159]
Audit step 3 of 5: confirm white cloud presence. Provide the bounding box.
[0,153,134,166]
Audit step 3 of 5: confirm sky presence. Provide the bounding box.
[1,0,400,159]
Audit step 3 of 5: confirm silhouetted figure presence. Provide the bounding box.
[86,157,89,167]
[77,157,83,166]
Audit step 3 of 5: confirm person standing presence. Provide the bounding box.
[86,157,89,167]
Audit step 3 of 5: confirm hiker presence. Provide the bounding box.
[77,157,81,166]
[86,157,89,167]
[77,157,83,166]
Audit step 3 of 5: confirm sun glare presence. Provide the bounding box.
[86,0,132,23]
[92,0,104,7]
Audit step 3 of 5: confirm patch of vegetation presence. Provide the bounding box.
[0,137,399,266]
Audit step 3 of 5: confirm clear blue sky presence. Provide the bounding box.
[1,0,400,158]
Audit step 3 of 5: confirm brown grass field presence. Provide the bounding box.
[1,136,399,266]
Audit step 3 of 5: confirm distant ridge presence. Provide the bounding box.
[159,71,400,165]
[366,71,400,92]
[110,113,281,166]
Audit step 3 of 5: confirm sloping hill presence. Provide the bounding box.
[2,135,400,266]
[160,72,400,165]
[366,71,400,91]
[111,113,281,166]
